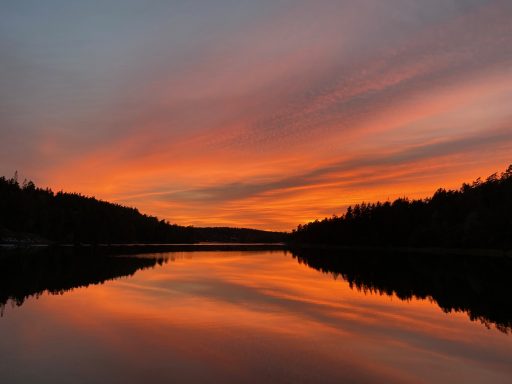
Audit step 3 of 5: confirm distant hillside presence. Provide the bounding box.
[290,165,512,250]
[0,175,284,244]
[188,226,285,243]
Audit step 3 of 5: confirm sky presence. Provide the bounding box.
[1,0,511,231]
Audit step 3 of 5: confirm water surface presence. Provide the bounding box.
[0,248,511,383]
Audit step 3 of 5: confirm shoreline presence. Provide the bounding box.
[287,243,512,258]
[0,242,288,256]
[2,241,512,258]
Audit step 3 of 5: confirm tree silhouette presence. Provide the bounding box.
[290,164,512,250]
[0,177,284,244]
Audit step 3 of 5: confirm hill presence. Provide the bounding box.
[290,165,512,250]
[0,175,284,244]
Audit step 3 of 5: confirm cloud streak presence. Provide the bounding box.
[161,125,512,203]
[1,0,511,230]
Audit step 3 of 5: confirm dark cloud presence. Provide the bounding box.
[165,125,512,203]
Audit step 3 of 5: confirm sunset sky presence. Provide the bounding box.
[1,0,511,230]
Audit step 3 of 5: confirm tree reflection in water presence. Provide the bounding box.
[0,246,168,315]
[291,247,512,333]
[2,245,511,335]
[0,244,284,315]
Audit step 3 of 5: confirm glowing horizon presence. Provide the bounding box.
[1,1,511,231]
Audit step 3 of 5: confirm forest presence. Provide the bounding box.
[0,174,284,244]
[3,165,511,248]
[290,165,512,250]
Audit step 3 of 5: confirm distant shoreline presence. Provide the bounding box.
[2,241,511,259]
[0,242,288,256]
[288,243,512,258]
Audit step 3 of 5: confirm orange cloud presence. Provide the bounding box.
[3,1,512,230]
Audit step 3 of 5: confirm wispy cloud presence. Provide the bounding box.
[1,0,511,229]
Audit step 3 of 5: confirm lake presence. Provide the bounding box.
[1,246,511,383]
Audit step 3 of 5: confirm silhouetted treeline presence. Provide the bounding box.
[0,175,284,244]
[0,246,168,314]
[291,247,512,333]
[290,165,512,249]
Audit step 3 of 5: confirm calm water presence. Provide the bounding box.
[1,247,511,383]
